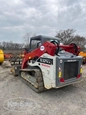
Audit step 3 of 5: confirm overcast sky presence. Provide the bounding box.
[0,0,86,43]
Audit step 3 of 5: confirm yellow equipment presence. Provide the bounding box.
[0,49,4,64]
[79,51,86,64]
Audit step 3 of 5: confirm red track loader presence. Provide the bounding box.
[11,35,82,92]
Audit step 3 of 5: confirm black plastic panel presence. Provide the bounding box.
[64,61,78,80]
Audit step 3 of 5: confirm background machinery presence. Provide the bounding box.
[11,35,82,92]
[79,51,86,64]
[0,49,4,65]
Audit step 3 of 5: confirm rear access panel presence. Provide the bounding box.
[64,61,78,80]
[56,57,82,87]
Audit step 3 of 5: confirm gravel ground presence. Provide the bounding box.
[0,61,86,115]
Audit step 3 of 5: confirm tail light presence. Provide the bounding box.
[77,74,81,79]
[60,78,65,82]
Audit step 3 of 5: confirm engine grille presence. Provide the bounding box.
[64,61,78,80]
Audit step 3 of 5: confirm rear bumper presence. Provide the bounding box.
[55,77,82,89]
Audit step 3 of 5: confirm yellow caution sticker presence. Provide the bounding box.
[59,71,62,78]
[80,68,82,73]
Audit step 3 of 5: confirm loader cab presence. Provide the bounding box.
[29,36,42,51]
[29,35,60,51]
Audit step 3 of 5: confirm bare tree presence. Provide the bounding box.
[74,35,86,51]
[55,29,86,50]
[0,41,24,50]
[56,29,75,44]
[23,32,36,48]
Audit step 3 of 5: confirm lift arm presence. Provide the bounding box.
[21,42,57,69]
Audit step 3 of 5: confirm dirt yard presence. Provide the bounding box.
[0,61,86,115]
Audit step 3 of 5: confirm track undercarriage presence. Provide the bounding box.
[10,58,44,92]
[19,68,45,92]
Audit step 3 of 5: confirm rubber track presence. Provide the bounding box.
[19,68,45,93]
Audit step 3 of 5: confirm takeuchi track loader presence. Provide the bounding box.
[11,35,82,92]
